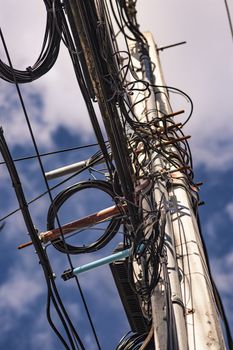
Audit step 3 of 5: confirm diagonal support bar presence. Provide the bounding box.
[17,203,127,249]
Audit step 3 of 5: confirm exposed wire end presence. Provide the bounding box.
[17,241,33,250]
[162,135,191,146]
[160,110,185,119]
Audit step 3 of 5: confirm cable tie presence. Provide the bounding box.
[26,66,33,80]
[61,269,74,281]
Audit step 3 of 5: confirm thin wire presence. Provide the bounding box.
[0,26,101,349]
[0,142,104,165]
[224,0,233,41]
[0,153,103,223]
[0,129,76,350]
[0,26,85,350]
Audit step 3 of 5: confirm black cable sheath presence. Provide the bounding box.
[47,180,122,254]
[0,149,107,223]
[0,142,104,165]
[0,25,87,350]
[0,1,61,83]
[0,128,80,350]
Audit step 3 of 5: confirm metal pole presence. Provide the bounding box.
[128,34,188,350]
[143,32,226,350]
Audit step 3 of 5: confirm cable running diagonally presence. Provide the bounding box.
[0,26,102,350]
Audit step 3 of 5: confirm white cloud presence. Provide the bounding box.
[27,307,65,350]
[203,212,224,238]
[29,330,55,350]
[209,250,233,332]
[0,0,232,170]
[225,202,233,221]
[0,0,233,346]
[138,0,233,170]
[83,335,97,350]
[0,263,44,336]
[0,269,42,313]
[0,161,51,242]
[211,250,233,304]
[0,1,96,151]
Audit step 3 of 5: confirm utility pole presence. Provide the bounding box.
[63,1,226,346]
[1,1,232,349]
[128,32,226,349]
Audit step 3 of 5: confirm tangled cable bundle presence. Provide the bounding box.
[0,0,62,83]
[0,0,232,349]
[47,180,122,254]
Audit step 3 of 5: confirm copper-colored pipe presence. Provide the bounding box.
[162,135,191,146]
[40,204,126,243]
[17,203,127,249]
[18,241,34,250]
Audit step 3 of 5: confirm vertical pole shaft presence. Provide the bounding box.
[143,41,188,350]
[128,31,226,349]
[144,32,226,350]
[128,34,188,349]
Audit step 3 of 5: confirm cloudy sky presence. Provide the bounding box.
[0,1,232,349]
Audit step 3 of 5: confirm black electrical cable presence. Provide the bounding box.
[0,25,86,349]
[107,2,232,348]
[149,84,194,127]
[46,292,74,350]
[109,0,145,45]
[0,128,84,350]
[77,0,139,229]
[57,1,115,180]
[0,1,61,83]
[46,180,122,254]
[0,141,106,165]
[0,26,103,349]
[0,148,107,223]
[117,34,195,327]
[118,0,147,45]
[119,77,195,185]
[2,1,231,348]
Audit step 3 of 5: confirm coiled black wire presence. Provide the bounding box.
[47,180,122,254]
[0,0,61,83]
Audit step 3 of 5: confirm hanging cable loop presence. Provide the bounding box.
[47,180,123,254]
[0,0,62,83]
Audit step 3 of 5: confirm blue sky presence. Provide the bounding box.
[0,0,233,349]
